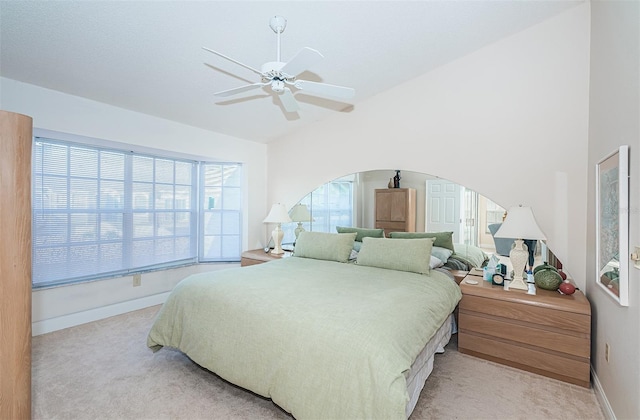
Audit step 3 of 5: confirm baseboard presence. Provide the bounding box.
[591,365,616,419]
[32,292,170,336]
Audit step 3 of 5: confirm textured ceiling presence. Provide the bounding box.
[0,1,582,143]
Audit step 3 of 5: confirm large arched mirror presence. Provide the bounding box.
[281,169,562,273]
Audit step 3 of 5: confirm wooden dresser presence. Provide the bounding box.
[374,188,416,237]
[458,273,591,388]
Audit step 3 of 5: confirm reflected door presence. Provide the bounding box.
[426,180,463,242]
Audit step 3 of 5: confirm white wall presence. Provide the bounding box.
[587,1,640,419]
[0,77,269,333]
[268,4,590,288]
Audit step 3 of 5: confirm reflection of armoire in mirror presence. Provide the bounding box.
[374,188,416,237]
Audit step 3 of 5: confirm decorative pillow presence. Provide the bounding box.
[356,237,434,275]
[294,231,357,263]
[430,255,444,269]
[389,231,455,252]
[431,246,454,263]
[336,226,385,242]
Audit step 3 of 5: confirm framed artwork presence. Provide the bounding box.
[595,145,629,306]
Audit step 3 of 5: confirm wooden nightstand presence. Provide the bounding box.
[458,273,591,388]
[240,248,291,267]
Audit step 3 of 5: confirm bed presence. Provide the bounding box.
[147,232,462,419]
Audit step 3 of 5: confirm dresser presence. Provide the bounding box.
[240,248,291,267]
[374,188,416,237]
[458,273,591,388]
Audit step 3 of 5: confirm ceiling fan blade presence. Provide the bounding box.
[214,83,266,97]
[293,80,355,99]
[280,47,324,78]
[279,87,300,113]
[202,47,263,76]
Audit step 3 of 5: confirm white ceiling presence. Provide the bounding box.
[0,1,581,143]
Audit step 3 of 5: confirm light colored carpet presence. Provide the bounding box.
[32,305,605,419]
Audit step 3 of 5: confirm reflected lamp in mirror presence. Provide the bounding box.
[263,203,292,255]
[494,206,546,291]
[289,204,313,240]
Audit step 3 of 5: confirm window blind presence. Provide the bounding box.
[33,138,201,287]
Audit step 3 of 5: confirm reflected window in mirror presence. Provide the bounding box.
[282,176,354,245]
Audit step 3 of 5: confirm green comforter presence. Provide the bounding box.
[147,256,461,419]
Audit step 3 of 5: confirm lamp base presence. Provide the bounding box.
[507,239,529,291]
[294,222,305,240]
[270,224,285,255]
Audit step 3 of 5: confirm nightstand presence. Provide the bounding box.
[240,248,291,267]
[457,273,591,387]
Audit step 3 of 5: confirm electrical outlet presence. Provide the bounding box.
[605,343,610,362]
[133,274,141,287]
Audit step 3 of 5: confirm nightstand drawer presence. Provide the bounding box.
[459,333,590,387]
[460,295,590,334]
[459,312,590,358]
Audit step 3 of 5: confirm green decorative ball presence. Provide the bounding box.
[534,268,563,291]
[533,263,558,275]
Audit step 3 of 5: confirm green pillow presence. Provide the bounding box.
[294,231,357,263]
[356,237,434,275]
[389,231,455,252]
[336,226,385,242]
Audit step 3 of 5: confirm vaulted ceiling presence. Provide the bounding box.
[0,1,582,143]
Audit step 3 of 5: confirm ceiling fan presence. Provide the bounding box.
[203,16,355,113]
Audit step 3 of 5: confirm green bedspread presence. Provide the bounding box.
[147,256,461,419]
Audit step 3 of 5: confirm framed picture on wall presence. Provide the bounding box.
[595,145,629,306]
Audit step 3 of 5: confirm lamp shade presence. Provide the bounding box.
[494,206,546,240]
[289,204,313,222]
[263,203,292,224]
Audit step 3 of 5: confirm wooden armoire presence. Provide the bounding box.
[374,188,416,237]
[0,110,32,419]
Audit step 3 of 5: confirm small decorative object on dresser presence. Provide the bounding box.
[393,170,401,188]
[559,280,577,295]
[533,264,563,291]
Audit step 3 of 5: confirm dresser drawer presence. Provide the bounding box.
[460,295,590,334]
[459,333,590,387]
[459,311,590,358]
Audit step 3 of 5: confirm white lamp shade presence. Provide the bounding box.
[263,203,292,224]
[494,206,546,240]
[289,204,313,222]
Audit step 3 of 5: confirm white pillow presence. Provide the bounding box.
[431,246,453,263]
[430,255,444,269]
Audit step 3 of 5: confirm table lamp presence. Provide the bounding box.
[494,205,546,291]
[288,204,313,240]
[263,203,292,254]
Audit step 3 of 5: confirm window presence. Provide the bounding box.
[485,200,505,234]
[32,136,242,288]
[282,179,354,245]
[200,163,242,261]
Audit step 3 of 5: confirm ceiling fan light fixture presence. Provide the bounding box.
[269,16,287,34]
[271,80,285,93]
[203,16,355,113]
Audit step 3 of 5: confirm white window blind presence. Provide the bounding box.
[33,138,203,287]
